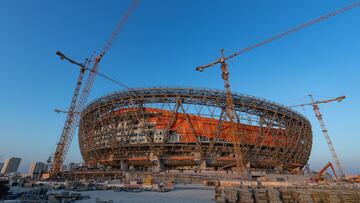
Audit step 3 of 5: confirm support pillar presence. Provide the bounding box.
[120,160,129,171]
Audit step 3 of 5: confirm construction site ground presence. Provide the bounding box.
[65,185,214,203]
[215,184,360,203]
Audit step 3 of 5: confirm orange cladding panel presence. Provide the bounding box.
[115,108,287,147]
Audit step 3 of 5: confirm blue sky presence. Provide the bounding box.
[0,0,359,174]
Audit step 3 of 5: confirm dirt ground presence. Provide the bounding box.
[76,184,215,203]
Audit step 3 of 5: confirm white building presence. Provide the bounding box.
[67,162,77,171]
[28,162,46,179]
[1,157,21,174]
[61,164,67,172]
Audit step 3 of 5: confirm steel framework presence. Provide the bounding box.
[79,87,312,171]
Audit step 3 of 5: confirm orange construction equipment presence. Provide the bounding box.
[346,175,360,183]
[312,162,338,182]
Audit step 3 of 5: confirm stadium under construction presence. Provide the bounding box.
[45,0,360,179]
[78,87,312,172]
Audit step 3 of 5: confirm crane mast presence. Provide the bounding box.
[59,57,102,170]
[197,49,245,176]
[290,95,346,178]
[50,52,88,176]
[49,0,139,177]
[309,95,345,178]
[220,56,245,176]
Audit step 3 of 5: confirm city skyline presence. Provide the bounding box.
[0,0,359,174]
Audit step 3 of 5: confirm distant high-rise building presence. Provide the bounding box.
[0,162,3,173]
[43,163,49,172]
[28,162,46,179]
[67,163,76,171]
[1,157,21,174]
[61,164,67,172]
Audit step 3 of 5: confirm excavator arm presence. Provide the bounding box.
[315,162,338,182]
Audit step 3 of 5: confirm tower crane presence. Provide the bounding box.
[198,49,246,176]
[290,95,346,178]
[195,1,359,176]
[49,0,139,177]
[49,51,89,176]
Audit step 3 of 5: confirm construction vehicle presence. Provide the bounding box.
[195,2,359,176]
[311,162,338,182]
[48,0,139,178]
[291,95,346,178]
[346,175,360,183]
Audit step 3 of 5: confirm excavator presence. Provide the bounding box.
[310,162,360,183]
[311,162,338,182]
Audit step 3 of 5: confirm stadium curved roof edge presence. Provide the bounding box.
[84,87,309,122]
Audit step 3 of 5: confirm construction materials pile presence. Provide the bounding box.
[215,185,360,203]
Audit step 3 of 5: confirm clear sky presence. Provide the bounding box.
[0,0,359,174]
